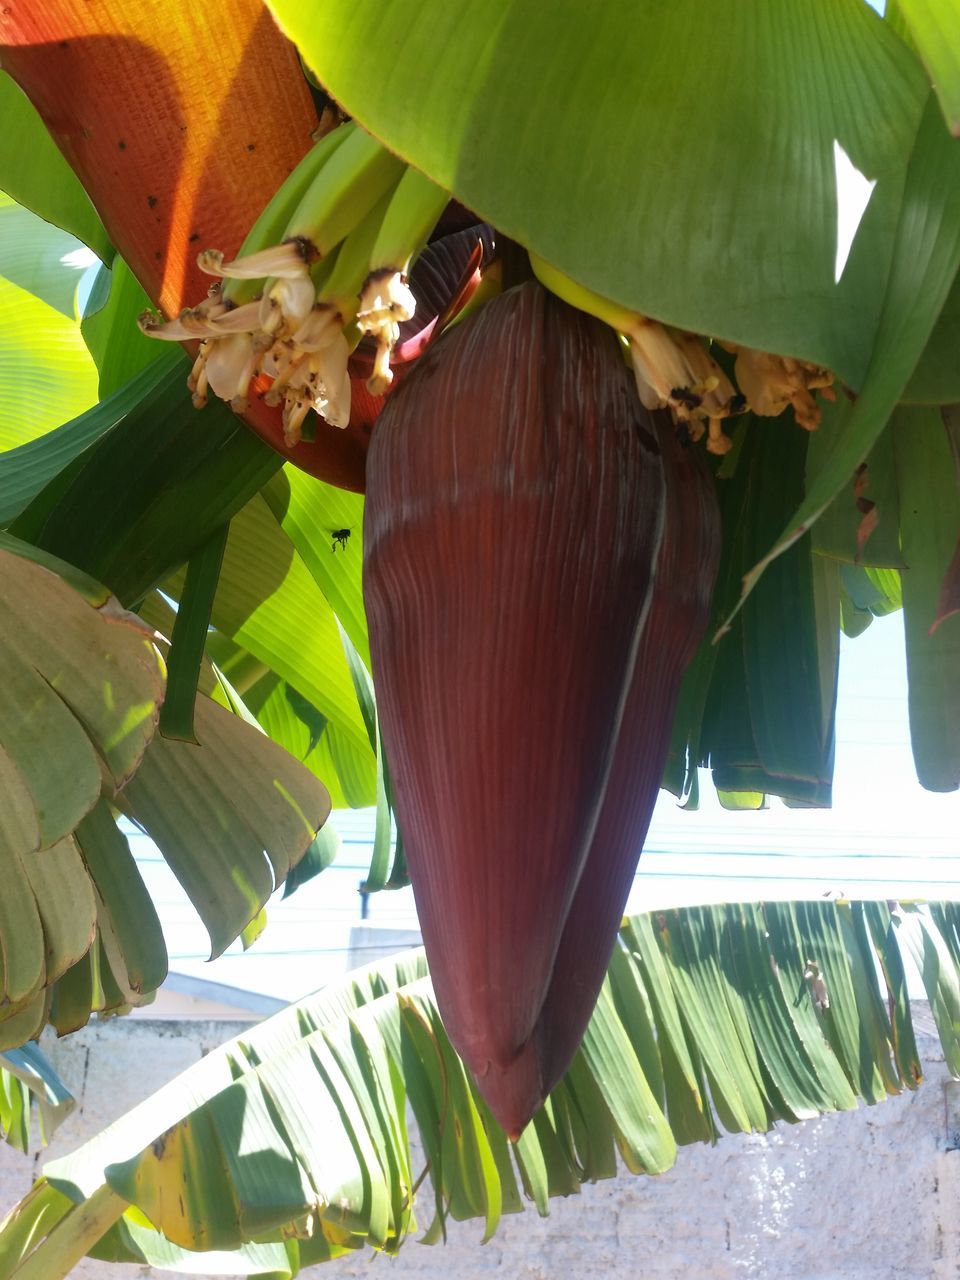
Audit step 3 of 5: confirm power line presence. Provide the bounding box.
[168,942,422,960]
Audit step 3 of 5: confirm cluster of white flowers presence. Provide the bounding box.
[139,240,416,445]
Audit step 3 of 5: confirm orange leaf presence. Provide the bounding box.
[0,2,377,487]
[0,0,317,316]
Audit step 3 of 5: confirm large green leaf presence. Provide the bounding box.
[889,0,960,134]
[117,695,332,958]
[12,360,283,606]
[0,539,332,1042]
[730,92,960,623]
[5,901,956,1276]
[894,405,960,790]
[80,257,167,398]
[0,351,180,529]
[165,493,374,763]
[0,73,112,263]
[0,194,98,450]
[2,691,333,1046]
[261,469,368,667]
[630,910,769,1136]
[0,542,164,859]
[270,0,929,387]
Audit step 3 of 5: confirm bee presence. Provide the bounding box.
[727,392,748,415]
[331,528,351,553]
[670,386,702,411]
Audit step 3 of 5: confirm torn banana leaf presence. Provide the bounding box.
[3,900,955,1276]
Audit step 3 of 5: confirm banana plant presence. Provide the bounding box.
[0,0,959,1264]
[1,899,959,1278]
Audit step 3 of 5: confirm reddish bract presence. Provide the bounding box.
[533,416,721,1103]
[364,280,668,1135]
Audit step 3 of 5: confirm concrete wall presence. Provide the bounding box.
[2,1011,959,1279]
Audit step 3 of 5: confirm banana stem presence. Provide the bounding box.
[6,1184,126,1280]
[0,1180,73,1280]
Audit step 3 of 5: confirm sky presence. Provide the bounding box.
[136,607,960,1003]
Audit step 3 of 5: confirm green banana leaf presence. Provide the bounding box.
[0,73,112,264]
[2,899,957,1279]
[0,352,180,529]
[0,538,332,1047]
[162,492,372,765]
[271,1,953,389]
[894,405,960,791]
[2,345,378,803]
[0,1045,74,1154]
[10,360,283,607]
[730,91,960,623]
[0,193,98,449]
[888,0,960,133]
[272,1,960,637]
[0,539,164,861]
[80,256,168,397]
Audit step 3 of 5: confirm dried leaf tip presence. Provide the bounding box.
[728,345,834,430]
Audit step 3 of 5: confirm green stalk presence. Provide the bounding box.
[5,1184,125,1280]
[0,1180,73,1280]
[159,521,230,742]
